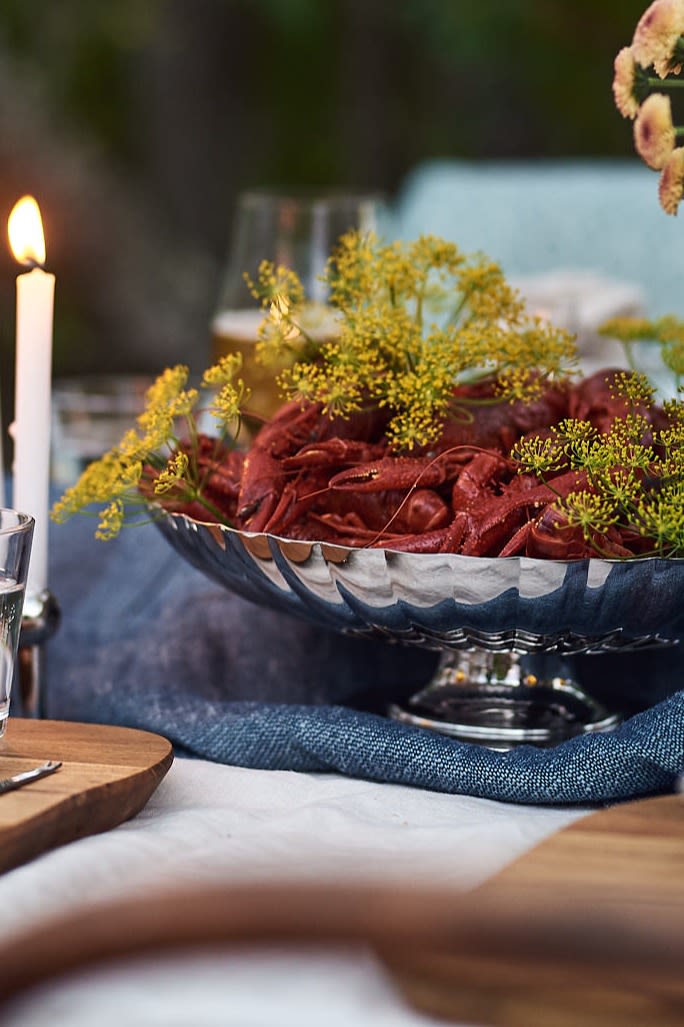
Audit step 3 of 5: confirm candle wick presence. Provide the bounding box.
[23,258,45,271]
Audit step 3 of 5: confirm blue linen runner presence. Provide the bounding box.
[43,517,684,805]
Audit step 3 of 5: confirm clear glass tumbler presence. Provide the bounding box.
[211,189,387,433]
[51,375,155,487]
[0,511,34,738]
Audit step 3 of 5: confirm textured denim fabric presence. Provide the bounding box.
[44,517,684,805]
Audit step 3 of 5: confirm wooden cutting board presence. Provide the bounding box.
[0,719,173,874]
[385,792,684,1026]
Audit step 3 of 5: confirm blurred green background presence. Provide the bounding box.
[0,0,649,401]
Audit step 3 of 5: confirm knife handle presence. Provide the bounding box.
[0,761,62,795]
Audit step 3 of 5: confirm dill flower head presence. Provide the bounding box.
[632,0,684,77]
[559,491,619,540]
[659,145,684,212]
[252,231,578,450]
[634,93,676,169]
[613,47,649,119]
[51,359,251,539]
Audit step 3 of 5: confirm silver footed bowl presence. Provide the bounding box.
[156,512,684,748]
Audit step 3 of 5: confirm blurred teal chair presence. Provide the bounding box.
[396,160,682,318]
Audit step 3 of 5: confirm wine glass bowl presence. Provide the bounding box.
[211,189,387,430]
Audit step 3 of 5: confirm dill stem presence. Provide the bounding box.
[192,492,234,527]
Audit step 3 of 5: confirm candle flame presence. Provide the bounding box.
[8,196,46,267]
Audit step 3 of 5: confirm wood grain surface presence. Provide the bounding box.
[385,792,684,1026]
[0,719,173,874]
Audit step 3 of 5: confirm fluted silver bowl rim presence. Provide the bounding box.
[155,510,684,654]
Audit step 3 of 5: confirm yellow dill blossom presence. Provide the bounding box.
[51,358,249,538]
[133,365,198,450]
[654,315,684,380]
[634,93,676,169]
[513,382,684,557]
[559,491,619,540]
[279,360,330,408]
[154,452,190,495]
[202,352,243,388]
[662,396,684,430]
[201,353,250,430]
[51,452,144,523]
[253,230,578,448]
[607,420,655,472]
[139,366,191,417]
[382,343,464,450]
[550,417,598,461]
[246,261,305,309]
[595,467,644,506]
[209,382,248,429]
[456,259,525,327]
[95,500,126,541]
[559,422,619,475]
[634,483,684,553]
[598,315,658,372]
[511,435,565,476]
[613,47,650,119]
[599,315,684,384]
[610,370,656,408]
[493,320,576,400]
[632,0,684,77]
[386,406,441,452]
[598,316,657,342]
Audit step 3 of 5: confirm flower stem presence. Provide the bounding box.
[193,492,234,527]
[647,77,684,87]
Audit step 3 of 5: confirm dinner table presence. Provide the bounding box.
[0,506,681,1026]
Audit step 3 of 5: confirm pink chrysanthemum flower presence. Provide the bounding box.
[632,0,684,78]
[659,146,684,212]
[612,47,643,118]
[634,93,676,168]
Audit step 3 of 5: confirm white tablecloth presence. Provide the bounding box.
[0,757,589,1026]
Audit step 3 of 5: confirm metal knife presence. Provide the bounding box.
[0,761,62,796]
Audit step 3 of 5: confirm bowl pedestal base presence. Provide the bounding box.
[388,649,622,751]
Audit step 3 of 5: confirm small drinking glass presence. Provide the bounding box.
[211,189,387,434]
[51,375,155,487]
[0,511,34,739]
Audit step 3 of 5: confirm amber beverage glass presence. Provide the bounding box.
[211,189,386,435]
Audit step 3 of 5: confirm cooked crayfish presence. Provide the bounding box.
[162,369,666,559]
